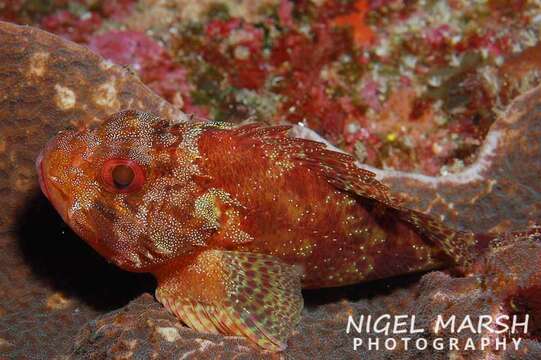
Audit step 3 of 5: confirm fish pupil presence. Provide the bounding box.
[112,164,135,189]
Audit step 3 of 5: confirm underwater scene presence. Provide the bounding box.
[0,0,541,359]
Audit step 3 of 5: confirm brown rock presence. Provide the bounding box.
[376,86,541,234]
[293,83,541,234]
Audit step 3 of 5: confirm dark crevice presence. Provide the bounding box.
[15,188,155,312]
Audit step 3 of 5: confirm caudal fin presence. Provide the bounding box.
[396,208,495,267]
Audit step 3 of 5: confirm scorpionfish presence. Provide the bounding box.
[37,110,486,351]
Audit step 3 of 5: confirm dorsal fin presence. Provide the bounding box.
[231,124,395,205]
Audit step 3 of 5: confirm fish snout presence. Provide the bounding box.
[36,133,64,200]
[36,148,50,200]
[35,130,77,214]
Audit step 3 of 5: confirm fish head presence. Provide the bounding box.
[36,110,203,271]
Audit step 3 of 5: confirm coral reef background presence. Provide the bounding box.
[1,1,541,358]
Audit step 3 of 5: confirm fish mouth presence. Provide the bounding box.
[37,150,98,245]
[36,149,50,200]
[36,131,108,260]
[36,134,64,201]
[37,162,70,222]
[35,135,73,222]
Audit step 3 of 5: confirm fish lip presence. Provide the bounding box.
[36,149,50,200]
[36,135,73,221]
[36,133,63,200]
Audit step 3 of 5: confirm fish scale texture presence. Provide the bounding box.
[0,21,541,360]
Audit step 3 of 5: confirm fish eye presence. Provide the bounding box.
[101,159,145,193]
[112,164,134,189]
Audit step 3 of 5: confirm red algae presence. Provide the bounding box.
[4,0,541,175]
[41,9,102,43]
[333,0,374,46]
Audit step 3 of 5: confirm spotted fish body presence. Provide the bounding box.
[37,110,482,351]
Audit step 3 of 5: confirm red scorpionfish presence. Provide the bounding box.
[36,110,487,351]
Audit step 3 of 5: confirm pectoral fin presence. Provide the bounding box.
[154,250,303,351]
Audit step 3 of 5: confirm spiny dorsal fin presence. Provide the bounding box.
[231,123,394,205]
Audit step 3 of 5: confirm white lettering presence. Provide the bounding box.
[401,337,411,350]
[477,315,493,333]
[385,338,397,350]
[368,337,379,350]
[494,337,507,350]
[512,315,529,334]
[346,315,363,334]
[373,315,391,335]
[393,315,409,334]
[495,315,510,334]
[457,316,476,334]
[433,338,444,350]
[416,338,428,350]
[435,315,455,333]
[480,337,490,350]
[464,338,476,350]
[410,315,425,334]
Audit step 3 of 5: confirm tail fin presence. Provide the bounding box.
[396,208,494,267]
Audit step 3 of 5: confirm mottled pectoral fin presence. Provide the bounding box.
[155,250,303,351]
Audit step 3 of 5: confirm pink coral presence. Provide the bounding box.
[88,31,193,110]
[424,24,451,48]
[360,79,381,111]
[278,0,294,28]
[204,18,266,90]
[41,10,102,43]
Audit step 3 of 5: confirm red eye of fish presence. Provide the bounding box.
[101,159,145,193]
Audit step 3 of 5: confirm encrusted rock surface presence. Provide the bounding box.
[0,21,185,233]
[373,86,541,234]
[73,294,258,359]
[0,20,541,360]
[293,83,541,234]
[73,231,541,360]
